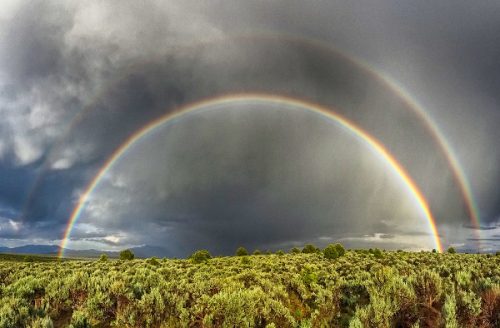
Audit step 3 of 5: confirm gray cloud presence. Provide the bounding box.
[0,1,498,255]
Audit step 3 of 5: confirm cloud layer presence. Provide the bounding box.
[1,0,498,255]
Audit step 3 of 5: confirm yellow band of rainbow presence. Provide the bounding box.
[59,94,443,256]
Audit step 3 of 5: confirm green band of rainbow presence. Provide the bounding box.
[59,94,443,256]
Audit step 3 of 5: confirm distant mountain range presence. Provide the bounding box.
[0,245,170,258]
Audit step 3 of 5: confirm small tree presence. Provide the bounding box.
[333,243,346,257]
[276,250,284,256]
[447,247,456,254]
[99,254,108,262]
[432,249,437,253]
[236,246,248,256]
[253,249,261,255]
[291,247,301,254]
[302,244,317,254]
[119,249,135,260]
[323,244,339,260]
[190,250,211,263]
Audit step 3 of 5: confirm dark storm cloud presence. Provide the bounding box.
[462,224,498,231]
[72,104,440,256]
[0,1,499,254]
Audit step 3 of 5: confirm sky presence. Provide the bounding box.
[0,0,499,256]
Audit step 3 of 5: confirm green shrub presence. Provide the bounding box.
[241,256,251,265]
[447,247,456,254]
[98,254,108,262]
[69,310,91,328]
[334,243,346,256]
[236,247,249,256]
[190,249,211,263]
[146,257,160,266]
[291,247,301,254]
[30,316,54,328]
[0,247,495,327]
[443,293,459,328]
[119,249,135,260]
[301,265,318,285]
[370,248,383,258]
[323,244,339,260]
[253,249,261,255]
[302,244,317,254]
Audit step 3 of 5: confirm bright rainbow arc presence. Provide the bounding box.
[272,34,481,235]
[59,94,443,257]
[20,34,479,245]
[376,75,481,231]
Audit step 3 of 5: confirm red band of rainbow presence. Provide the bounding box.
[59,94,443,256]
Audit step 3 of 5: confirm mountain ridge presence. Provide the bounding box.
[0,244,169,258]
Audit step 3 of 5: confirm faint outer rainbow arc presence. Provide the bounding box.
[21,34,480,240]
[58,94,443,257]
[373,75,481,231]
[290,34,482,232]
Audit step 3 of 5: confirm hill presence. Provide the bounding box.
[0,244,169,258]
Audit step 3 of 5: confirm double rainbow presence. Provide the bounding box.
[59,94,443,257]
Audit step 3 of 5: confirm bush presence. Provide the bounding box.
[323,244,340,260]
[291,247,301,254]
[302,244,318,254]
[190,250,211,263]
[253,249,261,255]
[146,257,160,266]
[241,256,251,265]
[334,243,346,256]
[30,317,54,328]
[276,250,284,256]
[99,254,108,262]
[370,248,383,258]
[0,248,496,327]
[119,249,135,260]
[236,247,249,256]
[69,311,91,328]
[301,265,318,285]
[447,247,456,254]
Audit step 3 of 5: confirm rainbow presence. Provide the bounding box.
[21,35,480,244]
[290,34,482,232]
[59,94,443,257]
[373,75,481,232]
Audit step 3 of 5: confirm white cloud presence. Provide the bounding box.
[0,217,23,236]
[51,158,73,170]
[338,232,436,250]
[13,135,43,165]
[103,235,121,244]
[8,219,21,231]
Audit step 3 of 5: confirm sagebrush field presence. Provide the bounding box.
[0,250,498,328]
